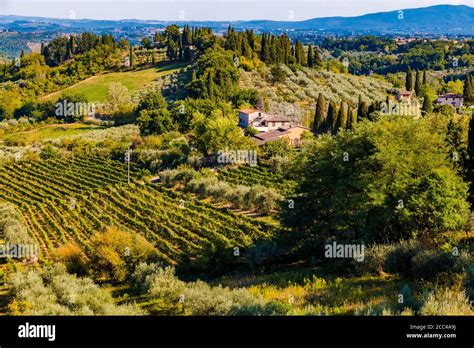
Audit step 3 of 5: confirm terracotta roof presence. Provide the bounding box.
[438,93,463,98]
[253,129,290,141]
[239,109,257,114]
[264,115,292,122]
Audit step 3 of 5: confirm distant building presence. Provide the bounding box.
[238,109,292,132]
[396,90,414,102]
[435,93,463,108]
[395,37,417,45]
[251,125,311,147]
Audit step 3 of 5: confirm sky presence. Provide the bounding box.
[0,0,473,21]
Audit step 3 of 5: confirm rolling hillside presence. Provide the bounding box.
[42,62,186,102]
[0,157,274,262]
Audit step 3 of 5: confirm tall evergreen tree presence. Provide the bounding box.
[326,100,338,133]
[463,74,473,103]
[406,66,413,91]
[313,46,323,68]
[422,70,428,85]
[294,40,306,66]
[415,70,421,96]
[336,101,347,131]
[357,95,369,120]
[129,46,134,67]
[260,33,270,63]
[313,94,327,132]
[307,44,314,67]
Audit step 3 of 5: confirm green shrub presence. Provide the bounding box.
[384,241,421,276]
[8,264,143,315]
[419,288,474,315]
[411,250,469,281]
[131,263,286,316]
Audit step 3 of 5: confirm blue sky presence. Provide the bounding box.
[1,0,473,21]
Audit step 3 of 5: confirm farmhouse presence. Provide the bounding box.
[435,93,463,108]
[238,109,292,132]
[238,108,309,147]
[251,124,311,147]
[396,90,413,102]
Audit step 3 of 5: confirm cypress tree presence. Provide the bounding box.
[313,94,327,132]
[326,100,338,133]
[294,40,306,65]
[415,70,421,96]
[70,36,76,55]
[406,66,413,91]
[463,74,473,103]
[314,46,323,68]
[307,44,314,67]
[422,70,427,85]
[336,101,347,131]
[129,46,134,67]
[347,107,357,130]
[207,69,215,101]
[357,98,369,120]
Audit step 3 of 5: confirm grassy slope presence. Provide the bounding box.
[2,123,105,144]
[42,62,186,103]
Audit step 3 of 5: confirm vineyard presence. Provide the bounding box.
[218,165,297,195]
[0,157,275,263]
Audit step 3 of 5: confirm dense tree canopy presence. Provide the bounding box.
[282,116,469,258]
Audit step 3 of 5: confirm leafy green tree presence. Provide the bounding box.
[104,82,132,115]
[137,90,167,113]
[270,64,286,84]
[186,47,239,101]
[193,110,256,156]
[282,117,469,257]
[422,95,433,115]
[137,108,176,136]
[141,37,152,49]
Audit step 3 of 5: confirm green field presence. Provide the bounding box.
[2,123,105,145]
[42,62,186,102]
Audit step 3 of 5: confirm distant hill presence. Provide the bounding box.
[0,4,473,34]
[239,5,474,34]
